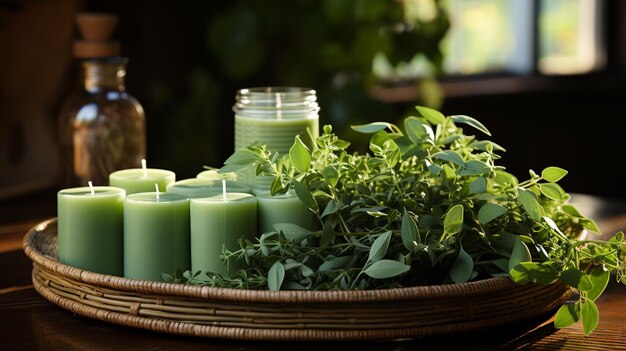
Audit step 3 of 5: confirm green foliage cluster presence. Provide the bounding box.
[164,106,626,334]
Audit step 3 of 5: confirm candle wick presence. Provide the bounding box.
[88,181,95,196]
[155,183,160,201]
[222,179,227,202]
[141,159,148,178]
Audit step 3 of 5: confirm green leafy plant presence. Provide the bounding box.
[165,106,626,335]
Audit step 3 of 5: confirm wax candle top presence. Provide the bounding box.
[110,168,175,180]
[197,170,238,181]
[192,192,255,203]
[126,192,188,203]
[167,178,250,198]
[58,186,125,197]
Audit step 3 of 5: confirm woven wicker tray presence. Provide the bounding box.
[22,218,572,341]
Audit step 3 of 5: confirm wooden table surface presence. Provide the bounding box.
[0,194,624,350]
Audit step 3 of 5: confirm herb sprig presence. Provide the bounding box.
[164,106,626,335]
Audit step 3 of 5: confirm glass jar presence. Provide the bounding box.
[233,87,320,154]
[59,57,146,187]
[233,87,320,193]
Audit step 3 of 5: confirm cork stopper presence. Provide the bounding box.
[73,13,121,58]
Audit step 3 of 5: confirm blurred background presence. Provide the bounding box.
[1,0,625,216]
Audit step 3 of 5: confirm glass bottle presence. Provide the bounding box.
[59,57,145,186]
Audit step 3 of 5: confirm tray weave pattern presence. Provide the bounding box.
[23,218,572,341]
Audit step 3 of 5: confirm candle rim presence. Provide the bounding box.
[167,178,250,191]
[190,192,255,203]
[58,186,125,197]
[197,169,238,180]
[125,192,189,203]
[109,168,175,179]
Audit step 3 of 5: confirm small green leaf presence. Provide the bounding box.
[493,170,519,186]
[319,256,353,272]
[320,222,335,248]
[332,139,351,149]
[368,231,392,263]
[450,115,492,136]
[469,177,487,194]
[160,273,174,283]
[351,122,393,134]
[300,264,314,277]
[270,177,284,195]
[426,160,442,175]
[401,212,420,250]
[320,200,340,218]
[508,238,532,274]
[268,261,285,291]
[586,266,610,301]
[554,303,580,328]
[363,259,411,279]
[404,117,434,144]
[450,247,473,283]
[442,164,456,181]
[469,140,506,152]
[440,135,461,145]
[478,203,507,224]
[322,165,339,187]
[541,166,568,182]
[580,218,601,234]
[383,140,401,167]
[491,257,509,272]
[562,204,583,217]
[539,183,566,200]
[458,160,491,176]
[293,180,317,211]
[433,150,465,167]
[283,260,301,270]
[415,105,446,125]
[370,130,397,151]
[509,262,560,285]
[609,231,624,243]
[223,148,260,165]
[444,204,464,235]
[561,268,594,291]
[289,136,311,173]
[581,299,599,335]
[273,223,311,242]
[518,188,543,221]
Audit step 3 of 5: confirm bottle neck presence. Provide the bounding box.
[82,58,127,93]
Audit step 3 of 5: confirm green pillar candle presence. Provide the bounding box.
[257,192,319,233]
[109,168,175,195]
[124,192,190,281]
[190,193,257,276]
[57,186,125,275]
[167,178,251,198]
